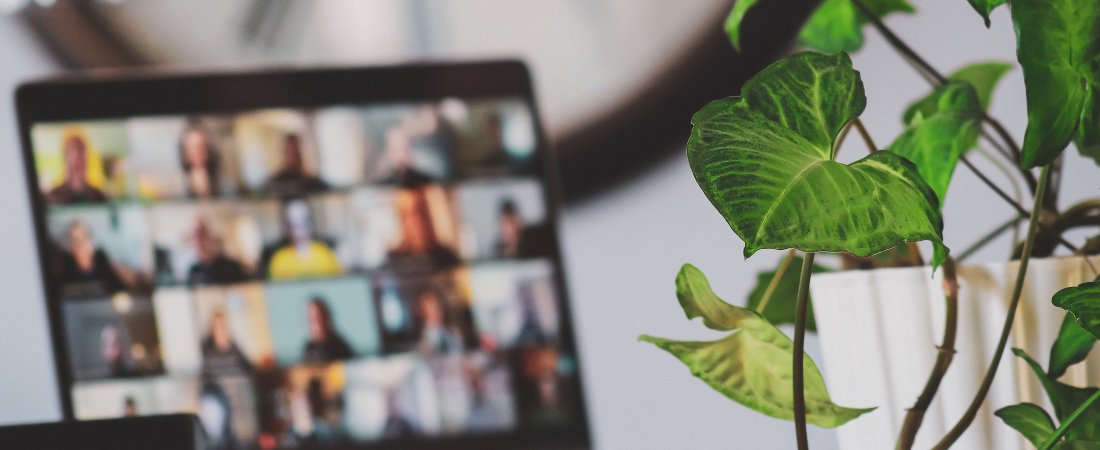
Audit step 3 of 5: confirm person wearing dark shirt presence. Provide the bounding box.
[100,325,133,378]
[380,126,433,187]
[58,220,124,296]
[494,198,552,259]
[178,120,221,199]
[264,134,328,197]
[187,217,248,286]
[301,298,353,363]
[45,129,108,204]
[387,188,460,269]
[201,310,252,375]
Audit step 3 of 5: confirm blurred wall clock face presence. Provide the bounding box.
[27,0,728,140]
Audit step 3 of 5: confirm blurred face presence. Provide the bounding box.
[498,212,521,252]
[210,312,231,350]
[395,191,432,252]
[307,302,328,341]
[191,218,218,262]
[183,130,211,168]
[100,326,121,364]
[417,291,443,327]
[282,136,304,173]
[68,223,96,266]
[64,137,88,186]
[285,201,313,244]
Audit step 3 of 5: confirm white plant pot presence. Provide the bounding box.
[810,256,1100,450]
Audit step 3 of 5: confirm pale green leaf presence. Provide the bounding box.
[1011,0,1100,168]
[688,52,945,260]
[889,82,983,204]
[641,265,874,428]
[1048,314,1097,379]
[965,0,1007,27]
[1053,279,1100,340]
[798,0,913,54]
[745,255,830,331]
[725,0,763,52]
[949,61,1013,111]
[1014,348,1100,441]
[994,403,1056,448]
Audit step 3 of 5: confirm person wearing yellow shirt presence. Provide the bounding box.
[267,199,343,280]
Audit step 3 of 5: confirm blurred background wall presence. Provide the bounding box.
[1,1,1098,449]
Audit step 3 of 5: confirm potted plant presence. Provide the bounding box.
[641,0,1100,449]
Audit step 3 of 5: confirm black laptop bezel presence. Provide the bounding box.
[15,60,591,450]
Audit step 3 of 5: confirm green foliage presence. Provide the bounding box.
[889,82,983,204]
[1014,348,1100,442]
[948,61,1013,111]
[640,264,874,428]
[1011,0,1100,168]
[994,403,1056,448]
[688,52,945,261]
[1053,279,1100,340]
[1049,314,1097,379]
[964,0,1006,27]
[745,255,830,330]
[724,0,912,54]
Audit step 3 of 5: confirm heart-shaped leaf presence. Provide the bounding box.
[640,264,874,428]
[724,0,912,54]
[964,0,1007,27]
[995,403,1056,448]
[1014,348,1100,441]
[688,52,945,261]
[1011,0,1100,168]
[1053,279,1100,340]
[889,81,983,204]
[1048,313,1097,379]
[746,255,831,330]
[947,61,1013,112]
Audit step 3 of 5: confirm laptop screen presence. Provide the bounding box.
[18,63,587,450]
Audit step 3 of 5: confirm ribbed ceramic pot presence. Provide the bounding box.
[810,256,1100,450]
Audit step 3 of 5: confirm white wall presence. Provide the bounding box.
[0,17,60,424]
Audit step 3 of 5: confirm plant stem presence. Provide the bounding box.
[852,118,877,153]
[932,165,1052,450]
[896,257,959,449]
[955,217,1019,262]
[850,0,1037,193]
[793,253,816,450]
[757,249,797,314]
[959,156,1082,255]
[1037,389,1100,450]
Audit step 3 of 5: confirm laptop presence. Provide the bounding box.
[15,61,590,450]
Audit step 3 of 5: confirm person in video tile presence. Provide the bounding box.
[199,381,241,450]
[388,188,460,269]
[381,125,433,187]
[100,324,132,377]
[381,390,416,439]
[57,220,125,295]
[266,199,342,280]
[179,120,221,199]
[494,198,551,259]
[201,309,253,375]
[299,376,347,445]
[264,133,328,197]
[302,298,354,364]
[123,396,139,417]
[188,217,249,286]
[415,287,465,355]
[45,127,108,204]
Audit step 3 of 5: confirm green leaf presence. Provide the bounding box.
[1053,279,1100,340]
[724,0,762,52]
[889,82,983,204]
[1048,313,1097,379]
[948,61,1013,111]
[1014,348,1100,441]
[798,0,914,54]
[964,0,1007,27]
[640,264,874,428]
[746,255,830,331]
[1078,88,1100,164]
[1011,0,1100,168]
[994,403,1056,448]
[688,52,945,261]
